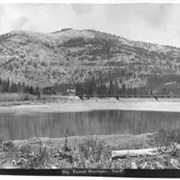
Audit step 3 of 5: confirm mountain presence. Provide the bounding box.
[1,28,180,95]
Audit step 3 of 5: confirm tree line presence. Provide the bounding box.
[0,78,40,97]
[1,77,179,97]
[75,78,180,96]
[75,79,150,96]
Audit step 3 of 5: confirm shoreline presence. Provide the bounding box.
[1,130,180,169]
[0,129,154,152]
[12,132,153,150]
[1,97,180,113]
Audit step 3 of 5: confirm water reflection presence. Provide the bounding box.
[0,110,180,140]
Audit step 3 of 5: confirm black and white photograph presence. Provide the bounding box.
[0,0,180,177]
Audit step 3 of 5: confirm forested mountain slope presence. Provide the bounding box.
[1,28,180,95]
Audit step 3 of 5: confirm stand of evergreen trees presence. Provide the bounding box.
[75,79,149,96]
[1,77,178,98]
[0,78,40,96]
[42,83,74,95]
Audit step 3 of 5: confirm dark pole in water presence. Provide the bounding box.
[154,96,159,101]
[79,96,83,100]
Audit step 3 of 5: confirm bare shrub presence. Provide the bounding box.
[75,136,111,168]
[153,128,180,152]
[0,93,37,102]
[78,137,105,162]
[2,140,14,152]
[14,144,51,169]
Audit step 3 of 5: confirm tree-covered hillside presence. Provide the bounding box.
[1,28,180,96]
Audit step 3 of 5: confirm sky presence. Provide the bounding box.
[0,3,180,47]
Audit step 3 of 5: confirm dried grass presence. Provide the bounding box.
[0,93,37,102]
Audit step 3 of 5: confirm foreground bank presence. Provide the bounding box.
[0,133,153,169]
[0,129,180,169]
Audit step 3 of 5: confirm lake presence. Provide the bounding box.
[0,110,180,140]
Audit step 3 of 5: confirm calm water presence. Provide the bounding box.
[0,110,180,140]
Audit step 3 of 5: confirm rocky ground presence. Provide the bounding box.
[0,133,153,169]
[0,132,180,169]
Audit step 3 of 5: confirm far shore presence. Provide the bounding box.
[1,96,180,113]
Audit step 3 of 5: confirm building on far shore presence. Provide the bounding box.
[66,89,76,96]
